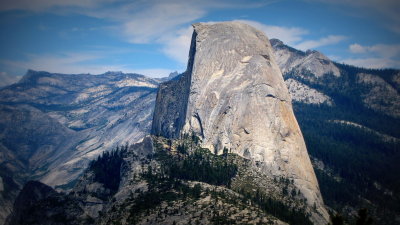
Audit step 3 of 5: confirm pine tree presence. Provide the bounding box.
[356,208,373,225]
[330,213,344,225]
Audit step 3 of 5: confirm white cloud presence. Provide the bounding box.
[122,3,204,44]
[294,35,347,51]
[131,69,176,78]
[159,20,345,67]
[0,0,276,61]
[236,20,346,51]
[0,72,21,87]
[0,1,352,69]
[2,52,101,73]
[342,57,400,69]
[235,20,308,45]
[158,19,329,67]
[345,43,400,69]
[0,0,271,45]
[349,43,400,58]
[239,18,398,70]
[349,43,366,54]
[160,26,194,65]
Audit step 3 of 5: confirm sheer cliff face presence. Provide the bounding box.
[152,22,328,224]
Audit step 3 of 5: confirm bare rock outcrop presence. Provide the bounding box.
[152,22,329,224]
[285,78,332,105]
[271,38,340,78]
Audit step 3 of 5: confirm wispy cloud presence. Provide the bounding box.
[2,52,101,73]
[341,57,400,69]
[349,43,400,58]
[294,35,347,51]
[238,19,400,69]
[235,20,308,45]
[344,42,400,69]
[131,68,175,78]
[157,19,344,66]
[1,0,377,71]
[0,0,276,69]
[160,26,194,65]
[236,20,346,50]
[0,0,272,44]
[0,72,21,87]
[122,3,203,44]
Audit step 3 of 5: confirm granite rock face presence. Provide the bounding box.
[152,22,329,224]
[285,78,332,105]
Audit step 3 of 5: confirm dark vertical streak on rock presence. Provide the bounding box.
[151,28,198,139]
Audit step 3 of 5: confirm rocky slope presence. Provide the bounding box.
[0,70,158,224]
[6,136,295,225]
[271,38,400,118]
[284,79,332,105]
[272,39,340,79]
[152,22,329,224]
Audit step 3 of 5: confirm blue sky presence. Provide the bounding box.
[0,0,399,83]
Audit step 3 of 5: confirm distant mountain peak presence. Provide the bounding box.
[271,39,340,77]
[270,38,283,46]
[103,71,124,76]
[168,71,179,79]
[18,69,46,84]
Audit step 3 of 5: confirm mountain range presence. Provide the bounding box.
[0,71,159,223]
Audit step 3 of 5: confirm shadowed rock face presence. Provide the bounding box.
[4,181,85,225]
[152,21,329,224]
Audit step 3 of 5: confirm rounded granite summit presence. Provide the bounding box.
[152,21,330,224]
